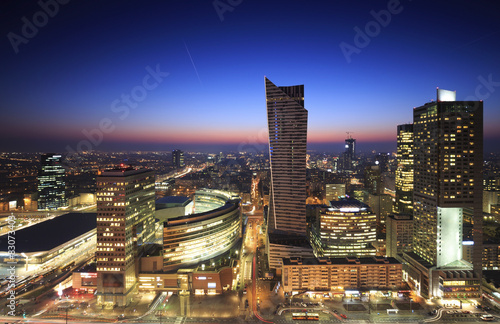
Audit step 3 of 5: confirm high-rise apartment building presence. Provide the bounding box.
[265,77,307,235]
[38,153,66,210]
[96,167,155,307]
[404,89,483,298]
[395,124,414,214]
[172,149,185,168]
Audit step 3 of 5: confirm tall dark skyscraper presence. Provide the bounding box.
[37,153,66,210]
[265,77,308,235]
[96,166,155,307]
[395,124,414,214]
[172,149,185,168]
[404,89,483,298]
[342,135,356,171]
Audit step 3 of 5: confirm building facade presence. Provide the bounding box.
[386,214,413,258]
[162,189,242,271]
[325,184,346,202]
[172,149,185,169]
[282,256,402,294]
[342,136,356,171]
[96,167,156,307]
[395,124,414,214]
[311,199,377,258]
[404,88,483,298]
[38,153,66,210]
[266,77,308,235]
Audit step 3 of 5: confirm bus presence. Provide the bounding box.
[292,313,319,321]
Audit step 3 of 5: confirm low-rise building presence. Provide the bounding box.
[281,256,403,295]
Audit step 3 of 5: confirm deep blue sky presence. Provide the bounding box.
[1,0,499,153]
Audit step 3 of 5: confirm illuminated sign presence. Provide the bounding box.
[81,273,97,278]
[197,277,206,280]
[208,283,216,288]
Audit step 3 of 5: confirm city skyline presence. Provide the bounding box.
[1,1,500,153]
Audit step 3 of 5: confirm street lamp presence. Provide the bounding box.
[410,299,413,313]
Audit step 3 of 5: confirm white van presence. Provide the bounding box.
[481,314,494,321]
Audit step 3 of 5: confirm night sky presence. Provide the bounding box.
[1,0,499,153]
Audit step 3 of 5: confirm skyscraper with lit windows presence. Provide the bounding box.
[265,77,308,235]
[38,153,66,210]
[403,89,483,298]
[96,166,155,307]
[395,124,413,214]
[172,149,185,169]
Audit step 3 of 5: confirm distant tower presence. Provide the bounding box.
[172,149,185,168]
[96,166,155,307]
[38,153,66,210]
[265,77,308,235]
[343,133,356,171]
[395,124,414,214]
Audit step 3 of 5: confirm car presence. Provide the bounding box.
[446,310,454,314]
[333,309,338,314]
[340,314,347,319]
[462,310,470,314]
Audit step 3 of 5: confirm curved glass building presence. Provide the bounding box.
[163,189,242,271]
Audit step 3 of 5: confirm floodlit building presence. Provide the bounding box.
[95,166,156,307]
[38,153,66,210]
[403,89,483,298]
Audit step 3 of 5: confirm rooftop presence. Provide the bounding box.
[156,196,191,208]
[0,212,96,253]
[329,198,370,211]
[268,232,311,248]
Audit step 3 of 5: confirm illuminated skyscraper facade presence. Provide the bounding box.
[395,124,414,214]
[38,153,66,210]
[96,167,155,307]
[404,89,483,298]
[266,77,308,235]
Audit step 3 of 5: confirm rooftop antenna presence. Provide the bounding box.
[346,131,354,139]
